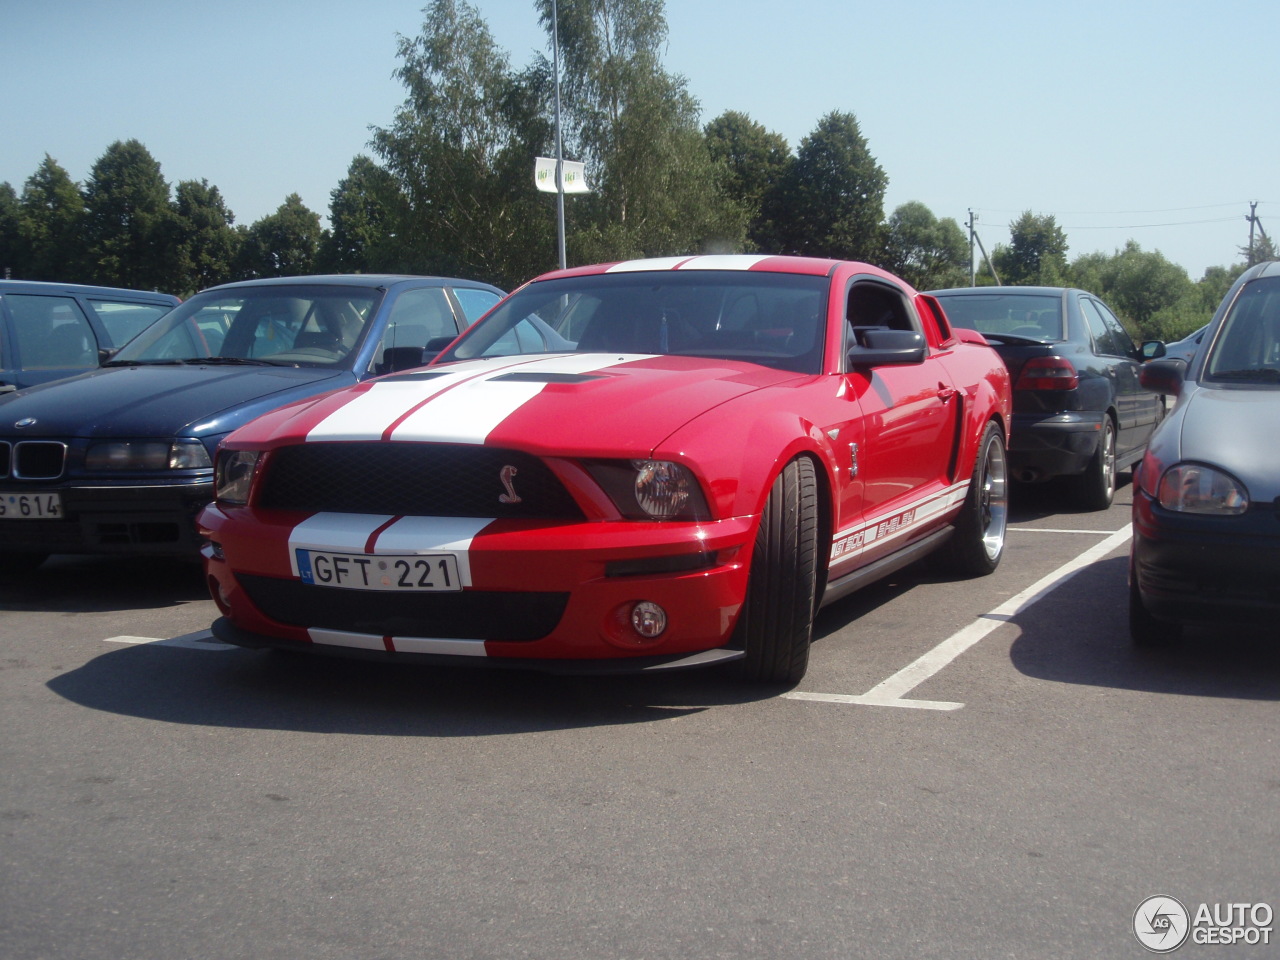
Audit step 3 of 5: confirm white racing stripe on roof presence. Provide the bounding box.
[606,255,771,272]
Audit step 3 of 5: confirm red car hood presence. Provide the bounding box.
[231,353,803,457]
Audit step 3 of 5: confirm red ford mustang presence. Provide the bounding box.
[198,255,1011,683]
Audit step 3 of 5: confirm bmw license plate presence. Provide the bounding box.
[296,549,462,592]
[0,491,63,519]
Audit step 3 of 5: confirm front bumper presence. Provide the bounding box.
[0,479,212,557]
[200,504,758,669]
[1132,485,1280,626]
[1007,411,1105,482]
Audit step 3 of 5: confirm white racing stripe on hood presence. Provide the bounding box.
[288,514,393,575]
[388,353,652,443]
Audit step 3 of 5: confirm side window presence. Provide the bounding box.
[1094,299,1137,356]
[87,300,172,347]
[5,294,98,369]
[372,287,457,372]
[845,281,919,357]
[453,288,501,324]
[1080,299,1120,356]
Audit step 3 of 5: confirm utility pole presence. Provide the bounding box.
[551,0,567,270]
[1245,201,1270,264]
[968,210,1000,286]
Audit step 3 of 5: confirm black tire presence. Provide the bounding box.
[734,458,820,684]
[941,421,1008,577]
[0,552,48,575]
[1129,555,1181,647]
[1076,416,1117,511]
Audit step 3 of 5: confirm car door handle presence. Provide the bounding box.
[936,383,958,402]
[0,383,15,394]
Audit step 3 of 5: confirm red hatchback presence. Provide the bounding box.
[199,256,1011,683]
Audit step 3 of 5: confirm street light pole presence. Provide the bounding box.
[552,0,567,270]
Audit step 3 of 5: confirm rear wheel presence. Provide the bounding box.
[1076,416,1117,510]
[942,421,1008,577]
[734,458,820,684]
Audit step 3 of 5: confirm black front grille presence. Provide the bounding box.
[11,441,66,480]
[237,574,568,641]
[258,443,583,519]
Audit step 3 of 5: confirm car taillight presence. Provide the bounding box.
[1016,357,1078,390]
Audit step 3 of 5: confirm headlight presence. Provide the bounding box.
[85,439,213,471]
[586,459,711,520]
[1157,463,1248,514]
[215,450,261,504]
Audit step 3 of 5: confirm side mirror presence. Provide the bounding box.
[1140,340,1167,361]
[424,336,456,357]
[848,328,926,367]
[1139,357,1186,397]
[383,345,427,373]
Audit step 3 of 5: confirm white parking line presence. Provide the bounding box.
[1011,527,1120,535]
[103,630,235,651]
[786,525,1133,711]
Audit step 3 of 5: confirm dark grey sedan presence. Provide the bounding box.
[1130,260,1280,644]
[929,286,1165,509]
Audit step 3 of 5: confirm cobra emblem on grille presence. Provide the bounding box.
[499,464,522,504]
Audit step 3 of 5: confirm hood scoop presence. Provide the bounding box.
[490,372,604,384]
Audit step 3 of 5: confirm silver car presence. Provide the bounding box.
[1130,260,1280,644]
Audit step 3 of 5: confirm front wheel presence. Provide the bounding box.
[734,458,820,684]
[1129,554,1181,647]
[941,421,1008,577]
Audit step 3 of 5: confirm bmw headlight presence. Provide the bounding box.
[587,459,711,520]
[1157,463,1249,515]
[215,450,261,504]
[85,439,213,471]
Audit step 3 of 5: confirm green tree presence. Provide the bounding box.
[769,111,886,262]
[992,211,1068,286]
[372,0,555,286]
[537,0,746,261]
[0,182,25,279]
[704,110,791,251]
[81,139,179,290]
[882,202,969,290]
[234,194,321,279]
[173,179,240,294]
[1070,240,1194,340]
[18,156,86,282]
[317,156,401,274]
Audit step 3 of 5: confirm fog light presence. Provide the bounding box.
[631,601,667,639]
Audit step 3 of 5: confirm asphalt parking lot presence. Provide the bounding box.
[2,478,1276,959]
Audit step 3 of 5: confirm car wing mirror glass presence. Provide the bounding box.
[1139,357,1185,396]
[1140,339,1166,361]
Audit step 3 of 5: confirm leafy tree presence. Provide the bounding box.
[704,110,791,251]
[18,156,86,282]
[1070,240,1194,340]
[0,182,25,279]
[992,211,1068,286]
[234,194,321,279]
[317,156,400,274]
[882,202,968,290]
[81,139,179,291]
[173,179,240,294]
[372,0,555,286]
[1242,233,1278,266]
[536,0,746,261]
[768,111,886,262]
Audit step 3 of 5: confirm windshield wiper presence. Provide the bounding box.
[101,358,185,367]
[178,357,294,367]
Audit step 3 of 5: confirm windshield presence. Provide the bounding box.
[1204,276,1280,383]
[442,271,829,374]
[110,284,383,367]
[933,293,1065,341]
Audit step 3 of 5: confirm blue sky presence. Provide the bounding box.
[2,0,1273,280]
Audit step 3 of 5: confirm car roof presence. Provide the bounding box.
[198,274,502,294]
[927,286,1075,297]
[531,254,849,281]
[0,279,180,302]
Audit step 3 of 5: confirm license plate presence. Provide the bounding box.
[0,491,63,519]
[296,549,462,592]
